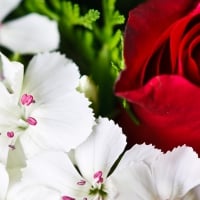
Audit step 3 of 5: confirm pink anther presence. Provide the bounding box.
[21,94,35,106]
[62,196,75,200]
[77,180,86,185]
[26,117,37,126]
[7,131,14,138]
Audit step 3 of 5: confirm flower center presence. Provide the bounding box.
[62,170,107,200]
[93,170,104,184]
[4,93,37,150]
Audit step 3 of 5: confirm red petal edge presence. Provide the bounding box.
[116,75,200,154]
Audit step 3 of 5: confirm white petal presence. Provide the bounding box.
[0,83,22,164]
[0,136,10,164]
[115,143,161,173]
[0,0,22,21]
[8,151,90,200]
[0,52,24,103]
[7,139,26,170]
[0,14,59,53]
[74,117,127,183]
[107,162,156,200]
[0,85,21,150]
[20,52,94,153]
[109,146,200,200]
[107,144,160,199]
[8,184,61,200]
[23,52,80,99]
[0,162,9,199]
[18,132,44,159]
[152,146,200,199]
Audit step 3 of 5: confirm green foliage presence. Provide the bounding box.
[60,2,100,29]
[23,0,59,20]
[78,9,100,30]
[21,0,100,29]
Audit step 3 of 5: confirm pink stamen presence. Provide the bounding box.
[26,117,37,126]
[7,131,14,138]
[77,180,86,185]
[62,196,75,200]
[94,171,104,183]
[21,94,35,106]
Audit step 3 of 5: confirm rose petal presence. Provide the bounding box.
[115,0,198,91]
[169,4,200,83]
[169,5,200,72]
[143,40,171,84]
[189,37,200,79]
[117,75,200,153]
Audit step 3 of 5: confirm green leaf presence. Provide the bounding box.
[24,0,59,20]
[111,10,125,25]
[78,9,100,30]
[60,2,100,30]
[122,100,140,125]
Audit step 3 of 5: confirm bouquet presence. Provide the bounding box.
[1,0,200,199]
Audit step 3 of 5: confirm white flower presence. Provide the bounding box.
[7,117,160,200]
[0,162,9,200]
[7,118,200,200]
[110,146,200,199]
[0,52,94,164]
[0,0,59,54]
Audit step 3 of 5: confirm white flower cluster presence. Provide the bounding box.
[0,51,95,199]
[1,1,200,200]
[0,52,199,200]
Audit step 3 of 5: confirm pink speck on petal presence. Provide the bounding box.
[26,117,37,126]
[77,180,86,185]
[62,196,75,200]
[7,131,14,138]
[21,94,35,106]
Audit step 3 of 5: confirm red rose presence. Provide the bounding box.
[115,0,200,153]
